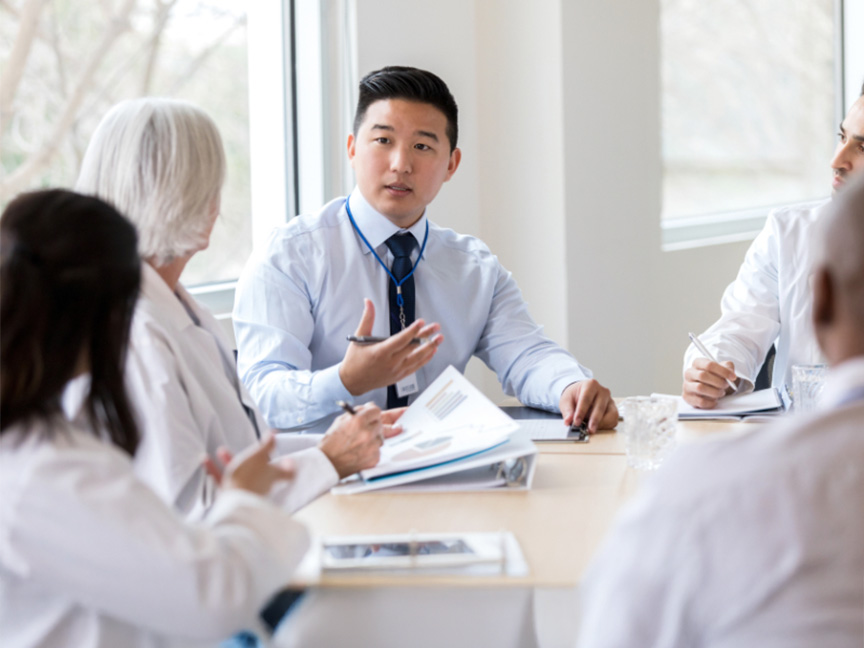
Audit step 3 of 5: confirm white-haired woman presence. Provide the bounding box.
[74,98,400,520]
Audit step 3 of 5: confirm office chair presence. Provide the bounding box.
[754,344,776,391]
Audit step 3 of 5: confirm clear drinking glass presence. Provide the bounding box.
[618,396,678,470]
[791,364,828,413]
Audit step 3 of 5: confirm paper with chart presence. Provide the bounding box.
[360,365,519,480]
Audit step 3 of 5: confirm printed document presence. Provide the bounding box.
[361,365,519,480]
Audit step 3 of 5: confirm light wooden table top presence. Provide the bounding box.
[293,452,640,588]
[292,418,762,588]
[536,418,760,455]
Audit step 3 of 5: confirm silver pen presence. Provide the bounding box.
[688,332,739,393]
[346,335,428,345]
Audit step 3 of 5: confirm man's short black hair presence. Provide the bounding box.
[353,66,459,152]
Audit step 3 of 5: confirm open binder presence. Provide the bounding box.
[332,366,537,494]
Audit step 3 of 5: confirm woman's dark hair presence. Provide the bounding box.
[353,66,459,152]
[1,189,142,455]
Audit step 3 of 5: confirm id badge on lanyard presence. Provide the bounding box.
[345,198,429,400]
[395,373,419,398]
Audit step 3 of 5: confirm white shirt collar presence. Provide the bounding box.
[347,187,429,254]
[820,356,864,408]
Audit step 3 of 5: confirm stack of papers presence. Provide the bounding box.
[333,366,534,494]
[653,388,785,420]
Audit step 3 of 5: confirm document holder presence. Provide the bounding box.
[332,431,537,494]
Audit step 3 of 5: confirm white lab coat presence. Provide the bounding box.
[683,199,829,394]
[0,415,310,648]
[125,264,337,519]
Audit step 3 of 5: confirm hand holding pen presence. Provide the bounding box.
[339,299,443,396]
[682,332,740,409]
[338,401,406,443]
[318,401,392,479]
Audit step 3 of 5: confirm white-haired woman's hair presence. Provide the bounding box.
[75,98,226,266]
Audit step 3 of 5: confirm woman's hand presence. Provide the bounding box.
[203,433,295,497]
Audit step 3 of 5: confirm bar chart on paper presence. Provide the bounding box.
[424,380,469,420]
[358,366,519,480]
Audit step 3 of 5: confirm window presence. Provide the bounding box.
[0,0,258,286]
[660,0,839,247]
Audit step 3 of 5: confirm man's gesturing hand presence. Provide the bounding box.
[339,299,442,396]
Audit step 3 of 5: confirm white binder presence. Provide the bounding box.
[332,431,537,494]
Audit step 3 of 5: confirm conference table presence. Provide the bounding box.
[275,415,761,648]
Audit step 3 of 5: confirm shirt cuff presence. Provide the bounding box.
[552,375,590,409]
[735,377,755,395]
[205,488,280,522]
[269,447,339,515]
[311,363,354,409]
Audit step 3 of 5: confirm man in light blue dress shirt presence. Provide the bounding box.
[234,66,617,433]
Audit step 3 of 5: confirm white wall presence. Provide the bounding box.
[352,0,755,400]
[557,0,753,396]
[355,0,481,237]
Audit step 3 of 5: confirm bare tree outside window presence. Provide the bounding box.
[661,0,836,220]
[1,0,252,284]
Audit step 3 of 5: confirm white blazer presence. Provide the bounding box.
[684,199,829,394]
[0,416,309,648]
[125,264,337,519]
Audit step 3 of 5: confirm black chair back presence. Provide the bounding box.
[754,344,776,391]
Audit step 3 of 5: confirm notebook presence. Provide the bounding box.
[652,388,785,420]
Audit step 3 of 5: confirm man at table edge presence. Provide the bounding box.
[233,65,618,434]
[682,81,864,408]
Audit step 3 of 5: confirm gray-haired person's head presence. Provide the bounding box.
[75,98,226,266]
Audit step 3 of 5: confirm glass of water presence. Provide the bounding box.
[791,364,828,413]
[618,396,678,470]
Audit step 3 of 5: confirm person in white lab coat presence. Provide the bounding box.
[0,189,311,648]
[74,98,401,519]
[682,83,864,408]
[579,174,864,647]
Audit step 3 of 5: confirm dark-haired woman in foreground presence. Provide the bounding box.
[0,189,307,648]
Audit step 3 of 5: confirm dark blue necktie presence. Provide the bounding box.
[385,232,416,408]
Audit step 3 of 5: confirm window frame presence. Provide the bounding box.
[190,0,299,313]
[191,0,357,317]
[660,0,854,251]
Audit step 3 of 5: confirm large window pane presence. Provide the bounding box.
[0,0,251,285]
[661,0,836,220]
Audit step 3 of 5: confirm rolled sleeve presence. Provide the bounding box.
[683,212,782,390]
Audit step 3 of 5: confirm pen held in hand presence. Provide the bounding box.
[337,400,387,446]
[337,400,357,415]
[346,335,429,345]
[688,332,739,393]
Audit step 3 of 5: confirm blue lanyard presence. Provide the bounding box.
[345,198,429,309]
